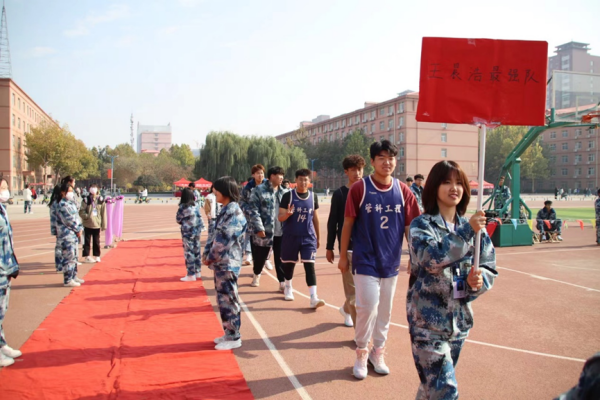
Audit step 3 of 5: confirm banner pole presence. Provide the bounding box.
[473,124,487,271]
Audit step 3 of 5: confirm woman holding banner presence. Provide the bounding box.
[407,160,497,399]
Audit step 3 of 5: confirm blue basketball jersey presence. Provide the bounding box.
[352,176,406,278]
[282,190,316,238]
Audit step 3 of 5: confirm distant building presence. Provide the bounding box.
[276,91,479,189]
[137,123,172,153]
[0,78,57,192]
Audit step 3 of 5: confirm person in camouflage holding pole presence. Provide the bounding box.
[595,188,600,245]
[56,182,84,288]
[177,188,204,282]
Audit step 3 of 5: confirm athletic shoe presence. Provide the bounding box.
[84,256,95,263]
[195,272,202,278]
[353,348,369,379]
[180,275,196,282]
[339,306,354,327]
[64,280,81,287]
[0,353,14,368]
[250,274,261,287]
[557,235,563,241]
[265,260,274,270]
[1,345,22,359]
[309,295,325,309]
[279,282,285,293]
[215,339,242,350]
[95,257,101,262]
[76,261,82,266]
[214,334,229,344]
[243,254,252,265]
[74,277,85,284]
[368,346,390,375]
[284,286,294,301]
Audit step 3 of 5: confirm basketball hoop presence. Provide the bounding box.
[581,111,600,124]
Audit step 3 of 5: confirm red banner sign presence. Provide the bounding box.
[107,169,112,179]
[416,37,548,126]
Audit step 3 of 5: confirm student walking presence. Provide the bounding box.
[0,177,23,367]
[408,160,498,399]
[204,185,222,240]
[338,140,420,379]
[240,165,267,266]
[278,169,325,309]
[56,182,84,287]
[247,166,287,289]
[48,185,63,273]
[79,184,107,263]
[203,177,247,350]
[326,155,365,328]
[177,188,205,281]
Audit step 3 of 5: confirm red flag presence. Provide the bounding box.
[577,220,584,230]
[544,220,552,229]
[416,37,548,126]
[107,169,112,179]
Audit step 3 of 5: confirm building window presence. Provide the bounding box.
[575,167,582,176]
[388,105,394,115]
[379,121,384,131]
[589,167,595,176]
[562,130,568,138]
[589,154,595,162]
[380,108,385,116]
[550,168,556,176]
[380,136,385,142]
[441,123,447,129]
[371,124,375,134]
[355,116,359,124]
[561,168,568,176]
[18,98,20,109]
[549,144,556,151]
[441,148,447,157]
[388,119,393,130]
[399,132,404,142]
[371,110,375,119]
[12,93,15,105]
[562,143,568,150]
[12,114,15,126]
[389,134,394,144]
[398,117,404,128]
[550,131,556,139]
[348,118,352,126]
[399,163,405,172]
[398,102,404,113]
[561,155,568,163]
[18,118,20,129]
[400,147,405,157]
[589,141,595,149]
[342,120,345,128]
[441,133,447,142]
[575,154,582,162]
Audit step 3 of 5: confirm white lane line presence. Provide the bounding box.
[550,264,600,271]
[239,300,312,400]
[260,271,586,363]
[496,266,600,292]
[497,247,600,256]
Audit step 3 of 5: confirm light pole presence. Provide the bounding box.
[310,158,318,189]
[109,155,118,195]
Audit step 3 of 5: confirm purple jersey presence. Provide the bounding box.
[282,190,316,238]
[352,176,406,278]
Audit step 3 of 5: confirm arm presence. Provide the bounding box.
[57,203,83,233]
[204,211,242,264]
[326,191,339,251]
[176,206,188,225]
[50,207,57,236]
[466,233,498,301]
[247,189,265,233]
[313,210,320,249]
[278,192,292,222]
[204,200,211,218]
[337,217,355,272]
[101,204,107,230]
[79,200,90,221]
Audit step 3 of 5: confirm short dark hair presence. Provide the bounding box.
[25,183,29,188]
[60,181,73,197]
[597,188,600,195]
[180,187,196,206]
[295,169,311,178]
[422,161,471,216]
[342,155,366,170]
[282,179,290,185]
[414,174,424,180]
[544,200,553,206]
[188,182,196,188]
[48,184,62,207]
[267,166,285,179]
[406,176,414,182]
[61,175,74,185]
[213,176,240,202]
[251,164,265,174]
[370,140,398,160]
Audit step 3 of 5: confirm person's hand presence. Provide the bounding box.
[469,210,486,233]
[257,231,266,238]
[467,267,483,290]
[287,204,294,215]
[202,255,208,265]
[326,250,335,264]
[406,262,412,275]
[338,256,349,273]
[316,241,320,250]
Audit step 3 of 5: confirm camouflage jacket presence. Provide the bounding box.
[247,181,288,247]
[203,201,247,271]
[50,202,60,236]
[0,203,19,285]
[407,213,498,341]
[240,178,267,218]
[595,197,600,220]
[176,204,204,238]
[410,183,424,213]
[56,198,83,242]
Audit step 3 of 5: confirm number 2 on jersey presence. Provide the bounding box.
[380,216,389,229]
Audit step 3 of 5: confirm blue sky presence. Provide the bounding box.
[7,0,600,149]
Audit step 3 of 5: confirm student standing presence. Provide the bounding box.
[338,140,420,379]
[177,188,204,281]
[23,184,33,214]
[278,169,325,309]
[204,185,221,239]
[0,177,22,367]
[247,166,287,289]
[408,160,497,399]
[240,165,267,266]
[48,185,63,273]
[203,177,247,350]
[56,182,84,287]
[411,174,425,213]
[80,184,107,263]
[595,189,600,245]
[326,155,365,328]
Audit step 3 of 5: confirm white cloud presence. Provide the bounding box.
[29,47,57,58]
[157,26,180,36]
[178,0,205,7]
[64,4,130,37]
[116,35,136,48]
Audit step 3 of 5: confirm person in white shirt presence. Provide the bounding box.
[23,184,33,214]
[204,185,221,239]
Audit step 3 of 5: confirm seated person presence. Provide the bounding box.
[536,200,563,241]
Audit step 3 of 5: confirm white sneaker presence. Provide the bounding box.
[265,260,274,270]
[0,353,14,368]
[84,256,95,263]
[180,275,196,282]
[250,274,261,287]
[309,295,325,309]
[353,348,369,379]
[1,345,22,359]
[284,286,294,301]
[368,346,390,375]
[74,277,85,284]
[64,280,81,287]
[76,261,82,266]
[214,334,229,344]
[215,338,242,350]
[557,235,563,241]
[279,282,285,292]
[339,307,354,327]
[95,257,101,262]
[195,272,202,278]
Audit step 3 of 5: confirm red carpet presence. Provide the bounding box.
[0,239,254,400]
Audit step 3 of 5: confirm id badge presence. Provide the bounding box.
[452,264,467,299]
[93,209,98,217]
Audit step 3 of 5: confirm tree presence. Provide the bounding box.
[24,120,62,187]
[521,140,549,192]
[170,144,195,167]
[72,140,99,180]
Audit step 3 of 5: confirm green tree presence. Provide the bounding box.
[521,139,549,192]
[170,144,195,167]
[343,130,373,174]
[24,120,62,187]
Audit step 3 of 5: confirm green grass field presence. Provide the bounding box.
[468,208,596,221]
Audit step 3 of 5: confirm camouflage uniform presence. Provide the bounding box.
[0,203,19,347]
[595,197,600,244]
[493,184,511,213]
[555,352,600,400]
[176,204,204,276]
[410,183,424,213]
[239,178,266,256]
[203,202,247,340]
[50,202,63,272]
[247,180,287,248]
[408,213,498,400]
[56,198,83,284]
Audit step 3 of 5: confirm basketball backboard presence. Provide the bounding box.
[549,70,600,123]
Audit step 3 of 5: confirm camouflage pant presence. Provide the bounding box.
[243,230,252,256]
[208,219,216,240]
[411,338,465,400]
[182,236,201,276]
[54,237,63,272]
[596,220,600,244]
[0,283,10,346]
[214,270,241,340]
[61,239,79,284]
